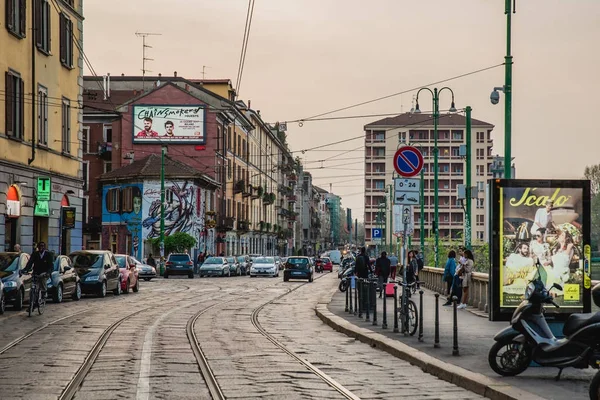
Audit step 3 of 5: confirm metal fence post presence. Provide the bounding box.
[382,283,388,329]
[345,282,349,312]
[365,280,371,322]
[349,276,354,314]
[372,280,378,326]
[434,293,440,348]
[418,290,424,342]
[393,284,399,333]
[452,295,459,356]
[358,279,363,318]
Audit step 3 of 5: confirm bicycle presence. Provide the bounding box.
[392,279,419,336]
[28,273,47,317]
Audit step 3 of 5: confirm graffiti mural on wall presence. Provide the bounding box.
[142,181,200,243]
[102,183,144,259]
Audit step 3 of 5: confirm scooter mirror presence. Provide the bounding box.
[552,283,563,291]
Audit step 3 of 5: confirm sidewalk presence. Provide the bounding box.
[316,280,595,400]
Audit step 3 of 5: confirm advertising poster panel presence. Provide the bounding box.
[490,180,591,321]
[132,105,206,144]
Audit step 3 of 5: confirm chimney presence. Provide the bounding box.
[257,110,261,116]
[158,73,162,77]
[174,71,178,77]
[121,73,125,76]
[248,100,251,109]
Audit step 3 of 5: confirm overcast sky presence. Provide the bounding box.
[84,0,600,220]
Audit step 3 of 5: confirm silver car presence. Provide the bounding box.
[199,257,230,277]
[250,257,279,278]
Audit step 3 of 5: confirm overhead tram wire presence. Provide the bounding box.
[235,0,256,96]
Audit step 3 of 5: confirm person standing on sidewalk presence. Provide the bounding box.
[388,253,398,281]
[458,249,474,309]
[355,247,370,280]
[375,251,391,298]
[442,250,457,296]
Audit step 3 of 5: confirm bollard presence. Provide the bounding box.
[349,277,354,313]
[365,280,371,322]
[434,293,440,348]
[358,279,363,318]
[418,290,424,342]
[353,279,357,315]
[452,295,459,356]
[393,284,399,333]
[382,283,388,329]
[345,282,349,312]
[372,280,378,326]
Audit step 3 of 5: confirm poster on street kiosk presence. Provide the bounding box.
[132,105,206,144]
[489,179,591,321]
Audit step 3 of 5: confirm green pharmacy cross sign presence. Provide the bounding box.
[34,177,51,217]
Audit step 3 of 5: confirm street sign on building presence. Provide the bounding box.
[394,177,420,205]
[392,146,424,178]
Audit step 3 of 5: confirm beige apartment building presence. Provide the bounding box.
[363,112,495,250]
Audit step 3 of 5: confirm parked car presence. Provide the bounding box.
[274,256,283,270]
[47,255,81,303]
[225,257,241,276]
[165,253,194,279]
[115,254,140,293]
[283,257,314,282]
[199,257,230,277]
[250,257,279,278]
[69,250,121,298]
[0,280,4,314]
[237,255,252,275]
[133,258,157,281]
[0,252,31,310]
[320,257,333,272]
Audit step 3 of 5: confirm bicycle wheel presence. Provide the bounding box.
[28,288,35,317]
[38,292,45,315]
[407,300,418,336]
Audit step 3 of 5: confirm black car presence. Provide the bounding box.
[0,252,31,310]
[69,250,121,298]
[283,256,314,282]
[226,257,242,276]
[47,255,81,303]
[165,253,194,278]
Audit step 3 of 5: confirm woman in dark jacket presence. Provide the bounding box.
[442,250,457,296]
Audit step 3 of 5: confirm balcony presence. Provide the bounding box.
[217,216,235,232]
[98,142,112,161]
[287,194,297,202]
[237,220,250,232]
[263,192,275,205]
[287,173,298,182]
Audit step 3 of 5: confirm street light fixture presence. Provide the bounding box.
[414,87,457,270]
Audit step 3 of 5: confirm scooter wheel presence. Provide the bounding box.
[338,280,348,292]
[590,370,600,400]
[488,340,531,377]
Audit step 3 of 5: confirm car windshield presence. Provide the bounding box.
[0,253,19,272]
[204,257,223,264]
[226,257,236,263]
[169,254,191,262]
[70,253,103,268]
[287,258,308,265]
[237,256,246,262]
[322,258,331,263]
[254,257,274,264]
[115,256,127,268]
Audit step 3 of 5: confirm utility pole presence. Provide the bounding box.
[420,168,424,252]
[135,32,162,91]
[504,0,513,179]
[465,106,472,250]
[159,146,167,275]
[388,184,393,255]
[433,88,440,270]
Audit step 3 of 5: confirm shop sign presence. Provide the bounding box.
[62,207,76,229]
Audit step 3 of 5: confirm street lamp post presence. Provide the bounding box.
[414,88,457,269]
[465,106,472,250]
[387,184,393,255]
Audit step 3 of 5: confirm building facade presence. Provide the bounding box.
[1,0,84,254]
[363,112,495,250]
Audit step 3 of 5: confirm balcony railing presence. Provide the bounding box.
[217,216,235,232]
[98,142,112,160]
[237,220,250,232]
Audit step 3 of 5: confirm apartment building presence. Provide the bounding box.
[363,112,495,250]
[1,0,84,254]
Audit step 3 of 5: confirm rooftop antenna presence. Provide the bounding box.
[202,65,211,80]
[135,31,162,91]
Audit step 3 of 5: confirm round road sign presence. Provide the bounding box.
[393,146,424,177]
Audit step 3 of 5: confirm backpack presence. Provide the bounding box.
[417,256,424,271]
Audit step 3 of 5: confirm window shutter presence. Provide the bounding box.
[19,0,27,36]
[46,1,51,51]
[6,0,15,30]
[68,19,74,66]
[59,13,66,63]
[19,77,25,139]
[5,72,14,136]
[34,0,41,46]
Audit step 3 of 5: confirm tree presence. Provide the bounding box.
[150,232,197,255]
[584,164,600,251]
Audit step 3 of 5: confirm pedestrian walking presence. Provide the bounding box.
[414,250,424,288]
[442,250,457,296]
[406,250,417,284]
[458,250,474,309]
[196,252,205,274]
[355,247,370,279]
[388,253,398,280]
[147,254,157,268]
[375,251,391,298]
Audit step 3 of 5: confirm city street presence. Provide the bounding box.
[0,273,483,400]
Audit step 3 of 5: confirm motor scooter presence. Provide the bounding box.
[338,266,355,292]
[489,261,600,380]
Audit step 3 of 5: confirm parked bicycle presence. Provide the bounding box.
[28,273,47,317]
[391,279,420,336]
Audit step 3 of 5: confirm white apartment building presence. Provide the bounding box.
[363,112,495,250]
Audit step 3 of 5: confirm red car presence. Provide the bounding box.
[321,257,333,272]
[115,254,140,293]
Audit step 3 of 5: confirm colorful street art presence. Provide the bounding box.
[102,183,144,259]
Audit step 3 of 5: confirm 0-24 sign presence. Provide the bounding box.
[394,178,420,193]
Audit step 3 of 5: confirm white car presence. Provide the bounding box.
[0,279,4,314]
[250,257,279,278]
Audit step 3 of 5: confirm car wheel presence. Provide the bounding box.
[53,284,63,303]
[143,278,150,281]
[72,282,82,301]
[188,273,194,279]
[124,279,130,294]
[164,273,169,279]
[283,276,289,282]
[113,280,121,295]
[0,293,5,314]
[99,281,107,298]
[133,278,140,292]
[308,275,313,283]
[228,270,231,277]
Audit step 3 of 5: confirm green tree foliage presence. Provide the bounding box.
[421,239,490,273]
[150,232,197,255]
[584,164,600,251]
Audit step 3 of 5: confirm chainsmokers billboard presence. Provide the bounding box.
[132,105,206,144]
[489,180,591,321]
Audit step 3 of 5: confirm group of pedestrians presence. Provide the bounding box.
[442,247,475,309]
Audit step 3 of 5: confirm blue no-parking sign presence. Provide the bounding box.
[393,146,424,178]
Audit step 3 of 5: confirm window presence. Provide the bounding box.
[242,139,247,160]
[35,0,51,52]
[165,189,174,204]
[5,71,24,139]
[59,13,73,68]
[6,0,27,37]
[103,124,112,142]
[227,199,231,217]
[37,85,48,145]
[375,180,385,189]
[476,148,484,160]
[476,165,483,176]
[107,188,120,212]
[477,231,484,240]
[103,161,112,173]
[82,161,89,191]
[451,147,459,157]
[227,127,232,151]
[477,181,485,191]
[476,198,484,209]
[61,98,71,153]
[452,130,463,141]
[237,134,241,156]
[227,159,232,179]
[374,131,385,142]
[121,187,134,213]
[476,132,484,143]
[82,126,90,153]
[476,215,484,226]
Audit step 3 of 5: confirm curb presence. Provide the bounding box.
[315,292,544,400]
